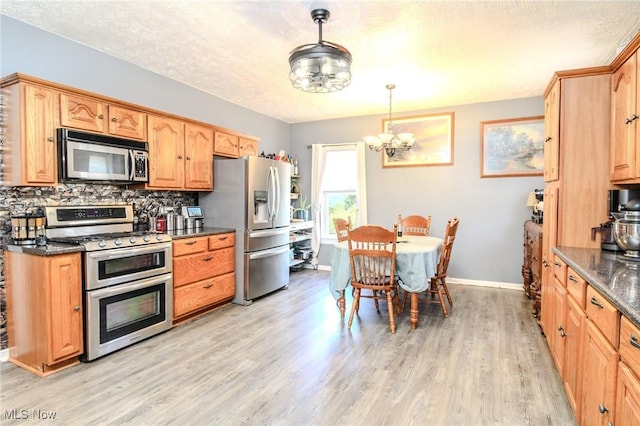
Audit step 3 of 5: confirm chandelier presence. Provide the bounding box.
[364,84,415,157]
[288,9,352,93]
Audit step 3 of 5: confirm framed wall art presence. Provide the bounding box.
[382,112,455,168]
[480,115,545,178]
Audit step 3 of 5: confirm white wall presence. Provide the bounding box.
[289,97,545,284]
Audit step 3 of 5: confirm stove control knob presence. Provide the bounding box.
[156,235,164,241]
[129,236,137,244]
[143,235,151,242]
[114,238,122,246]
[98,240,107,248]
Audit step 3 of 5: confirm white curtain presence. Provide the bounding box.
[310,144,326,265]
[354,141,368,226]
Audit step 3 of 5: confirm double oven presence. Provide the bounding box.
[45,205,173,361]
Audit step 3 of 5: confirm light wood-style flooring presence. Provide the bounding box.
[1,270,575,425]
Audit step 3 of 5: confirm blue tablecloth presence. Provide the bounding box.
[329,235,443,298]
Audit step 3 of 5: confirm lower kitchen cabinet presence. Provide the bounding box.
[581,319,619,426]
[172,232,235,322]
[616,361,640,425]
[5,251,83,376]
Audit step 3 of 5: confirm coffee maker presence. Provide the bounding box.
[592,189,640,251]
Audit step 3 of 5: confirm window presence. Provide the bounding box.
[311,143,367,244]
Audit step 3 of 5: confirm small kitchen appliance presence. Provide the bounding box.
[44,205,173,361]
[613,199,640,260]
[182,206,204,231]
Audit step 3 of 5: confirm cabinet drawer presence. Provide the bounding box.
[586,285,620,347]
[174,272,235,318]
[173,247,235,287]
[209,233,235,250]
[566,267,587,309]
[173,237,208,257]
[620,316,640,377]
[553,256,567,285]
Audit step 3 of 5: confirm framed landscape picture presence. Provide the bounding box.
[382,112,454,168]
[480,116,545,178]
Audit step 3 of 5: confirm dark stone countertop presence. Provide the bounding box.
[554,246,640,328]
[166,227,235,240]
[6,242,84,256]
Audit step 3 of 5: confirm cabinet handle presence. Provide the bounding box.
[219,236,228,241]
[630,334,640,350]
[178,155,183,159]
[203,283,214,289]
[98,114,104,119]
[553,261,561,267]
[568,275,578,283]
[185,240,198,245]
[557,325,566,338]
[590,296,604,309]
[74,306,81,311]
[47,136,54,142]
[202,256,214,261]
[111,117,117,122]
[186,156,191,160]
[532,256,537,261]
[632,114,639,122]
[545,136,552,143]
[626,117,633,124]
[598,404,609,414]
[542,259,549,268]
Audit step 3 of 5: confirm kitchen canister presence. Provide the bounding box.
[174,215,185,230]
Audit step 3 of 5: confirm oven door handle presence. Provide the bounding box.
[87,242,173,261]
[87,272,173,298]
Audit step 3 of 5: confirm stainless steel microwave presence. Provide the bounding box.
[58,128,149,184]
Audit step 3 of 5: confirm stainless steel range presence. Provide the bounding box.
[44,205,173,361]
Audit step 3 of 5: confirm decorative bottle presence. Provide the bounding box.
[397,214,403,237]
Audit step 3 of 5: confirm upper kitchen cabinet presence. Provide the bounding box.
[2,78,58,186]
[184,123,213,190]
[543,80,560,182]
[60,92,147,140]
[147,115,186,189]
[213,131,260,158]
[146,116,213,191]
[611,40,640,183]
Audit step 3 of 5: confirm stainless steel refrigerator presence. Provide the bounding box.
[200,156,291,305]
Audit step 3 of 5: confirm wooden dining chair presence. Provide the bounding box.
[401,214,432,236]
[347,224,400,333]
[403,217,460,317]
[334,217,351,242]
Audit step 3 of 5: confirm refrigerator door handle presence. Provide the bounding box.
[248,228,290,238]
[248,245,290,260]
[266,166,275,219]
[273,165,280,220]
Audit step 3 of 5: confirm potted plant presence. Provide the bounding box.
[293,196,312,221]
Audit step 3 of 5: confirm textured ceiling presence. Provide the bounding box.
[2,1,640,124]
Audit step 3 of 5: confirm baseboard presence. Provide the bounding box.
[315,265,521,291]
[0,348,9,362]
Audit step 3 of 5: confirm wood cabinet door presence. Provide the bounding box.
[24,84,57,184]
[47,254,83,363]
[611,52,637,181]
[550,278,567,376]
[214,131,239,157]
[564,295,586,421]
[540,183,559,335]
[544,80,560,182]
[581,319,618,426]
[60,92,106,133]
[147,115,184,189]
[108,105,146,140]
[239,137,259,157]
[184,123,213,190]
[616,361,640,426]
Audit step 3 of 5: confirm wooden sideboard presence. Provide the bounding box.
[523,220,543,317]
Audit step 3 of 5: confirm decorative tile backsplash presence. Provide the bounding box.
[0,183,198,350]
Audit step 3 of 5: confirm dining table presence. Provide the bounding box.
[329,234,443,329]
